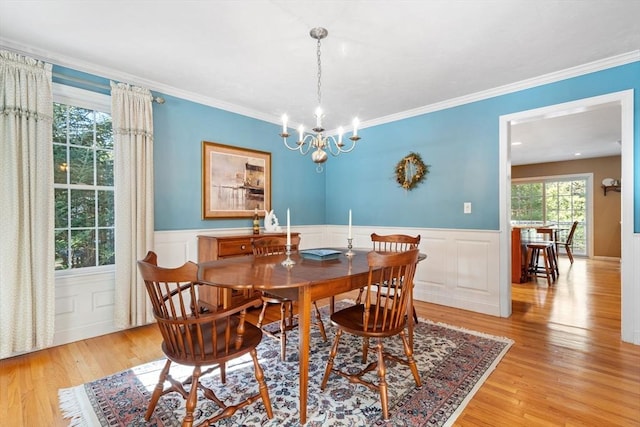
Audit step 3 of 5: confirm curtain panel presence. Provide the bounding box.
[0,50,55,358]
[111,82,155,328]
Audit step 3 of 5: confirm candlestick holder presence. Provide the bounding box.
[281,244,296,267]
[345,238,355,258]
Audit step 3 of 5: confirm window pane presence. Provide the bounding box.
[70,190,95,228]
[98,229,115,266]
[52,103,68,144]
[96,149,113,186]
[95,112,113,149]
[70,229,96,268]
[54,189,68,228]
[97,190,114,227]
[511,183,543,221]
[512,177,588,256]
[53,144,68,184]
[68,106,95,147]
[69,146,94,185]
[55,230,69,270]
[53,94,114,271]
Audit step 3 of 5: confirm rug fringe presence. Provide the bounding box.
[58,385,94,427]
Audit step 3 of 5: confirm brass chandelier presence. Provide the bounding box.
[280,27,361,172]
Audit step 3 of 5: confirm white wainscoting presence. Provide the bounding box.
[51,225,501,349]
[53,268,117,346]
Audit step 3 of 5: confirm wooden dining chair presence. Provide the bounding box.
[137,251,273,426]
[357,233,421,323]
[252,235,328,361]
[560,221,579,264]
[320,249,422,420]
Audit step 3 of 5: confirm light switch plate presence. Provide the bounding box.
[464,202,472,214]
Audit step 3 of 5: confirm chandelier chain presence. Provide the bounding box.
[316,38,322,107]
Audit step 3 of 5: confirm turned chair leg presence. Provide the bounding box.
[400,331,421,387]
[145,359,172,420]
[376,339,390,420]
[256,300,268,328]
[362,336,370,364]
[250,349,273,419]
[183,366,201,427]
[279,302,288,361]
[313,301,328,341]
[321,329,342,390]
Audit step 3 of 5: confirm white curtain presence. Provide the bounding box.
[0,50,55,358]
[111,82,155,328]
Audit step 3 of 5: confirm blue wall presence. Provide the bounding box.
[152,95,326,230]
[54,62,639,232]
[326,61,640,231]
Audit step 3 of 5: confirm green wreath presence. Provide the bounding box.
[395,152,429,190]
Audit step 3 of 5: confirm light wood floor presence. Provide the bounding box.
[1,256,638,426]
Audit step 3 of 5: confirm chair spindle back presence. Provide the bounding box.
[362,249,420,333]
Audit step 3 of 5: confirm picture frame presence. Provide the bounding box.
[202,141,271,219]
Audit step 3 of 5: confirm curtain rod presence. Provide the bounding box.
[52,72,166,104]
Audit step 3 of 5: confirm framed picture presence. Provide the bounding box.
[202,141,271,219]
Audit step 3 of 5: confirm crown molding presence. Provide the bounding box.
[361,50,640,130]
[2,38,638,129]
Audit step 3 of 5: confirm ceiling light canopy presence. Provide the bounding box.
[279,27,361,173]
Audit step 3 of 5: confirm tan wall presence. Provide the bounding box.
[512,155,621,258]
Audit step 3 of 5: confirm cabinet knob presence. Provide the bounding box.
[240,244,246,250]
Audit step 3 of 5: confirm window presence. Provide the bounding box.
[53,84,113,270]
[512,177,588,256]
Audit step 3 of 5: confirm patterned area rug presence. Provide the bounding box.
[59,303,512,426]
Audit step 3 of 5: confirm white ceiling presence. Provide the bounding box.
[1,0,638,165]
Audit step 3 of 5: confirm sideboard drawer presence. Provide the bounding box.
[218,239,253,257]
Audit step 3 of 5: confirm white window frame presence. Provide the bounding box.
[53,83,114,277]
[512,173,594,258]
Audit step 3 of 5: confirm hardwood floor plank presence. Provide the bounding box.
[1,258,638,426]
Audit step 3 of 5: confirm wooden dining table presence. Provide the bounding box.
[197,248,423,424]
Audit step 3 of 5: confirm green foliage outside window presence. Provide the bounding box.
[53,103,114,270]
[512,179,587,255]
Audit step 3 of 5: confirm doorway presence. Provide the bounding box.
[498,90,635,343]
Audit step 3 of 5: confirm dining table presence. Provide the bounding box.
[197,248,424,424]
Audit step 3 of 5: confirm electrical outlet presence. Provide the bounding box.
[464,202,472,214]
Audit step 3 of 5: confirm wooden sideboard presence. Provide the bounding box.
[197,232,299,307]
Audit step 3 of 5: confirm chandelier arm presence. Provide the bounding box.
[324,135,359,156]
[282,134,314,155]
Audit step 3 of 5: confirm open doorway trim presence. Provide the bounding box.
[498,90,636,344]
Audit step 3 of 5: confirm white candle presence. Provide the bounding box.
[315,106,323,128]
[348,209,352,239]
[281,114,288,133]
[287,208,291,246]
[352,118,359,137]
[298,125,304,141]
[338,126,343,144]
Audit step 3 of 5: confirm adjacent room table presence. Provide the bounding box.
[197,248,423,424]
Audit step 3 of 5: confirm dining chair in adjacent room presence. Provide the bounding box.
[357,233,421,324]
[559,221,579,264]
[137,251,273,426]
[252,235,328,361]
[320,249,422,420]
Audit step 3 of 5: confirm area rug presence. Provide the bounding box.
[59,303,513,426]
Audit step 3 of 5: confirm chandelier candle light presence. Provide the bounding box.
[280,27,362,172]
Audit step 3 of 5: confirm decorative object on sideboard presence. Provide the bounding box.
[395,152,429,191]
[263,210,283,232]
[601,177,621,196]
[279,27,361,173]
